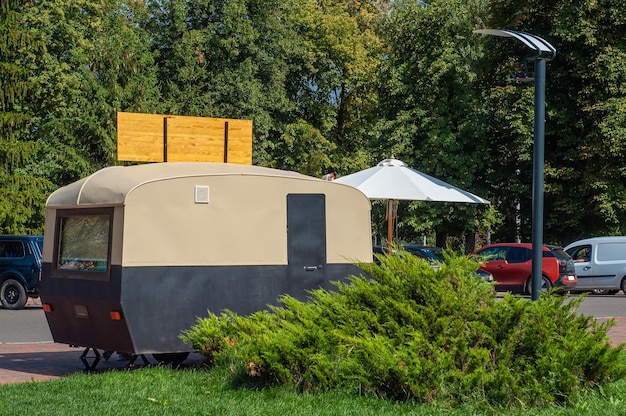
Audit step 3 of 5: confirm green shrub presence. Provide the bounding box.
[181,251,626,408]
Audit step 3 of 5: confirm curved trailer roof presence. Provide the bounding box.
[47,162,319,207]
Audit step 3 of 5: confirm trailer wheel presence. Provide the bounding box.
[152,352,190,366]
[1,278,28,310]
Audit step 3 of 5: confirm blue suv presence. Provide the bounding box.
[0,236,43,309]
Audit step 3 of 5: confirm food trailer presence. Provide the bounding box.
[40,162,372,368]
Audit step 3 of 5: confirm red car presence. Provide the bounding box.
[472,243,578,294]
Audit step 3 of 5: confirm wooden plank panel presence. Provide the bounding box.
[225,120,254,165]
[166,116,226,163]
[117,113,165,162]
[117,112,253,164]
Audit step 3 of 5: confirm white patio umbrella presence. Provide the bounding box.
[334,159,490,249]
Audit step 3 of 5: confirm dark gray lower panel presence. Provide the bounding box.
[121,265,287,353]
[41,262,364,354]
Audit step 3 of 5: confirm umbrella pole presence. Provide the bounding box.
[387,199,394,251]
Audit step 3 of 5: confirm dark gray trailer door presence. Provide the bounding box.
[287,194,326,299]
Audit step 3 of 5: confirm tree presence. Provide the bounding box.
[144,0,386,177]
[287,0,388,175]
[23,0,162,186]
[144,0,328,173]
[0,0,53,234]
[483,0,626,244]
[0,0,162,232]
[374,0,495,248]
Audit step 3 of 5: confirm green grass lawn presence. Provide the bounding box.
[1,362,626,416]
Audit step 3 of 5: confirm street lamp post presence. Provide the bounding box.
[473,29,556,301]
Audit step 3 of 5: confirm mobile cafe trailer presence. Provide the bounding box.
[40,162,372,368]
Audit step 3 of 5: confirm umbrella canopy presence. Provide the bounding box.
[334,159,489,248]
[334,159,489,203]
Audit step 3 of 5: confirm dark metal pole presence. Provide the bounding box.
[223,122,229,163]
[472,29,554,300]
[163,117,169,162]
[531,58,546,300]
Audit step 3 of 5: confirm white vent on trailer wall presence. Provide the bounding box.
[195,186,210,204]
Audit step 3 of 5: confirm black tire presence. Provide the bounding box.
[526,275,552,295]
[592,288,618,295]
[1,278,28,310]
[621,279,626,295]
[152,352,190,366]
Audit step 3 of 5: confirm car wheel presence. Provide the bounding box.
[621,279,626,295]
[152,352,190,366]
[0,278,28,310]
[592,288,618,295]
[526,276,552,295]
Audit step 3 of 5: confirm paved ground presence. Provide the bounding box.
[2,301,626,385]
[0,342,204,385]
[0,299,203,385]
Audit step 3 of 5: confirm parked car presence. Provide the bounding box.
[399,245,444,266]
[373,245,493,281]
[564,236,626,295]
[472,243,577,294]
[0,235,44,309]
[373,245,442,267]
[474,267,494,283]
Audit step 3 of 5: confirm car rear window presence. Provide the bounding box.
[549,248,570,260]
[0,241,25,258]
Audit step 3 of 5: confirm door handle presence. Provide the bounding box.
[304,265,322,271]
[583,266,591,271]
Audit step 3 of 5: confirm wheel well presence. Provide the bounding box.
[0,275,30,296]
[525,274,550,284]
[525,275,551,292]
[0,274,25,286]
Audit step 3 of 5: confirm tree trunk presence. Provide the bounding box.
[436,232,447,250]
[465,233,476,255]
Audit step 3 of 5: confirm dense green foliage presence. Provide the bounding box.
[374,0,494,246]
[1,0,625,244]
[182,253,626,408]
[24,0,162,183]
[482,0,626,242]
[0,0,54,234]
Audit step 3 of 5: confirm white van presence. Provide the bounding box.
[564,236,626,295]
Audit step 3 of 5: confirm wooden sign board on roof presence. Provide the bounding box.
[117,112,253,165]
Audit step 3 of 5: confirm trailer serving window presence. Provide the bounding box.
[53,208,113,281]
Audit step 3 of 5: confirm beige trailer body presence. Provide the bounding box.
[41,162,372,357]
